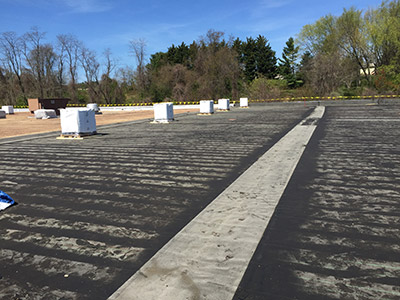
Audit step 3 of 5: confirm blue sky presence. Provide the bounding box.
[0,0,384,73]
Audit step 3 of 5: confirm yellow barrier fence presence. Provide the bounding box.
[11,95,400,109]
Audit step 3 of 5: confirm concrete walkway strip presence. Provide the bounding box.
[109,106,325,300]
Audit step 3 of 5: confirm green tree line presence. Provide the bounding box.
[1,0,399,106]
[297,0,400,96]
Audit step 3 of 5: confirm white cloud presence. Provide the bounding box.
[0,0,113,13]
[259,0,293,9]
[245,21,287,33]
[61,0,112,13]
[249,0,293,18]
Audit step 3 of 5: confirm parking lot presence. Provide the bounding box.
[0,101,399,299]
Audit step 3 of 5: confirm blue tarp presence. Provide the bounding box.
[0,190,15,211]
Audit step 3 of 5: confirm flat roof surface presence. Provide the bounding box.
[234,104,400,300]
[0,104,310,299]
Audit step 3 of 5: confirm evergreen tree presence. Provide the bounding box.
[242,37,257,82]
[255,35,277,78]
[238,35,277,82]
[149,52,168,70]
[297,51,313,86]
[278,37,300,88]
[167,44,177,64]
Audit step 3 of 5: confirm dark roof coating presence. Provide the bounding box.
[0,104,310,299]
[234,105,400,300]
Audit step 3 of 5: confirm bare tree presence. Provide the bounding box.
[25,43,58,97]
[0,66,9,104]
[79,46,101,102]
[55,37,65,97]
[0,31,26,101]
[309,52,343,95]
[98,48,120,104]
[129,38,147,96]
[117,66,136,99]
[195,31,241,99]
[200,29,225,49]
[117,66,135,87]
[23,27,47,97]
[103,48,116,77]
[57,34,81,101]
